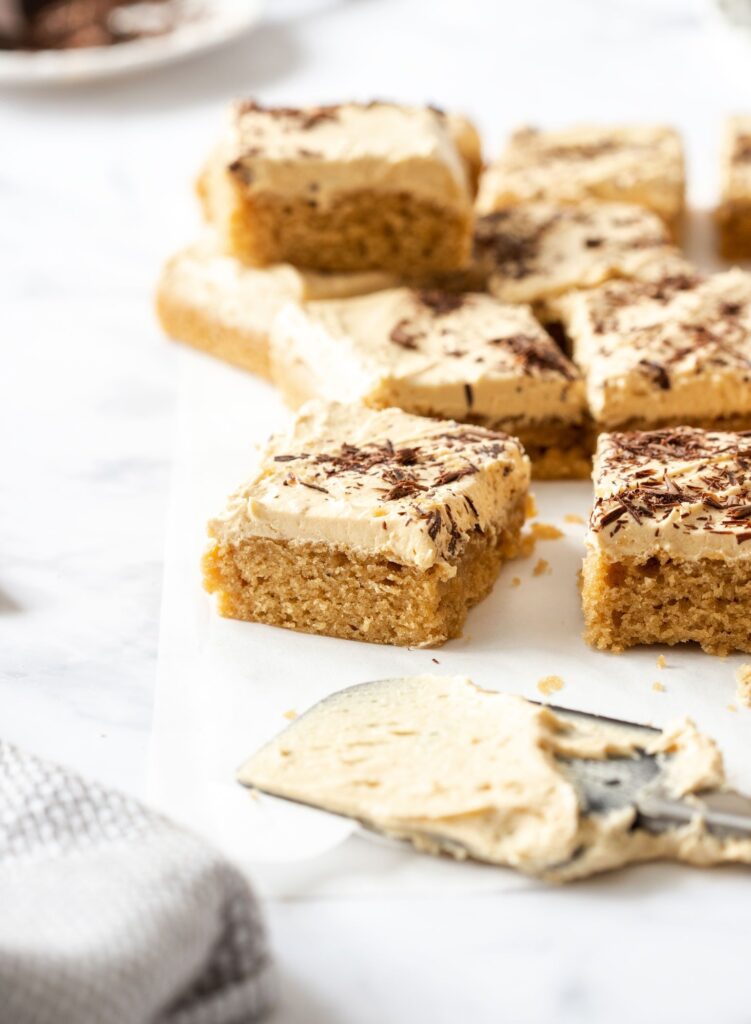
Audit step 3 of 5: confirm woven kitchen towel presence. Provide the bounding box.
[0,740,275,1024]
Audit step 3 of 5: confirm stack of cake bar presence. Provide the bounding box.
[156,101,751,654]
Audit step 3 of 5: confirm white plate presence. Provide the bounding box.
[0,0,263,85]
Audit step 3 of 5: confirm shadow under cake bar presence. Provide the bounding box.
[716,116,751,259]
[554,265,751,433]
[202,401,530,647]
[197,101,476,275]
[477,123,685,238]
[155,235,397,376]
[473,199,680,319]
[269,287,589,479]
[582,427,751,655]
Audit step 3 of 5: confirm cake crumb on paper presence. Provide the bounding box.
[564,513,584,525]
[728,704,738,713]
[531,522,563,541]
[511,576,521,588]
[735,664,751,708]
[537,675,564,697]
[533,558,550,577]
[282,709,298,721]
[656,654,667,669]
[652,681,666,693]
[526,494,538,519]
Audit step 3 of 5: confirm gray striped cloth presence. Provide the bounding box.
[0,741,275,1024]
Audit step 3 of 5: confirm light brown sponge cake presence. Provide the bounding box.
[198,100,474,274]
[202,401,530,647]
[155,236,397,376]
[269,287,590,479]
[582,427,751,655]
[554,264,751,435]
[716,117,751,259]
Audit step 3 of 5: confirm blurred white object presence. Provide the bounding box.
[0,0,262,85]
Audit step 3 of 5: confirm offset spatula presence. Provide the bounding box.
[241,679,751,861]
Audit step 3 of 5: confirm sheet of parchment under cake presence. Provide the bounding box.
[149,341,751,898]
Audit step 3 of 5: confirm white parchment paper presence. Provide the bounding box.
[149,335,751,897]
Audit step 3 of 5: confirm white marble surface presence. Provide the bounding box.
[3,1,751,1020]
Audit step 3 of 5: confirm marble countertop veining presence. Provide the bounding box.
[3,1,751,1021]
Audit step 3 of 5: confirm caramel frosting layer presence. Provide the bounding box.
[557,267,751,427]
[475,200,678,306]
[270,287,585,426]
[223,100,472,210]
[477,123,685,225]
[208,402,530,572]
[589,427,751,561]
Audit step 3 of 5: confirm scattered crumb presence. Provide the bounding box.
[728,703,738,713]
[247,789,259,801]
[531,522,564,541]
[533,558,550,577]
[282,709,298,721]
[735,664,751,709]
[526,493,538,519]
[656,654,667,670]
[517,531,537,559]
[432,657,440,664]
[511,576,521,588]
[652,681,666,693]
[564,513,584,525]
[537,675,564,697]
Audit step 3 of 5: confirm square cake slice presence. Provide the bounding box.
[473,200,679,316]
[155,236,397,376]
[199,100,474,275]
[477,124,685,237]
[716,117,751,259]
[583,427,751,654]
[555,266,751,433]
[269,288,589,479]
[203,402,530,647]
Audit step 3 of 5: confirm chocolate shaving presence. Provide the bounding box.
[435,466,478,487]
[389,320,419,350]
[300,480,329,494]
[639,359,671,390]
[416,290,465,316]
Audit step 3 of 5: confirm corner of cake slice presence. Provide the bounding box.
[202,401,531,647]
[582,426,751,655]
[716,116,751,259]
[555,262,751,435]
[269,287,589,480]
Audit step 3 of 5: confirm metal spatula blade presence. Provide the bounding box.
[542,702,751,840]
[242,680,751,859]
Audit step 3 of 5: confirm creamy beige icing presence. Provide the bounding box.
[160,234,399,331]
[721,117,751,204]
[208,402,530,572]
[588,427,751,562]
[556,267,751,426]
[270,287,585,427]
[477,123,685,225]
[239,675,751,882]
[223,101,472,210]
[475,200,679,306]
